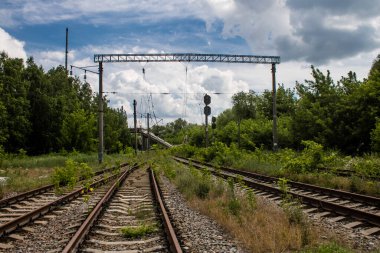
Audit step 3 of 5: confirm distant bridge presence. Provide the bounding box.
[130,128,173,148]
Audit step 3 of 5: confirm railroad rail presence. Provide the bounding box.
[174,156,380,236]
[0,163,128,208]
[0,163,129,237]
[62,166,182,253]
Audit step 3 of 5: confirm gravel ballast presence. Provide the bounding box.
[160,177,247,253]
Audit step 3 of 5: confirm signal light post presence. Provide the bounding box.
[204,94,211,148]
[211,116,216,143]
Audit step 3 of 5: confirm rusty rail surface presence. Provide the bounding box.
[149,167,183,253]
[62,164,139,253]
[174,157,380,228]
[0,163,129,237]
[0,162,128,208]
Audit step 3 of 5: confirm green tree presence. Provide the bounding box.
[60,109,97,152]
[232,90,258,120]
[0,52,31,152]
[291,66,340,148]
[104,105,131,153]
[259,85,296,119]
[371,119,380,152]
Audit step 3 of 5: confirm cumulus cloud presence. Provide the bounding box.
[102,61,250,126]
[63,43,252,125]
[2,0,379,125]
[0,27,27,60]
[201,0,380,64]
[274,0,380,64]
[0,0,203,26]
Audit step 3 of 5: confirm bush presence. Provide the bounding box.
[52,159,94,190]
[196,180,210,199]
[170,144,197,158]
[283,140,326,173]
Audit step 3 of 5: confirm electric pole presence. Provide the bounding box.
[133,100,137,155]
[98,62,104,163]
[147,113,150,151]
[65,28,68,73]
[272,63,278,151]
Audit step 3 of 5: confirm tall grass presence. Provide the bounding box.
[153,156,325,253]
[0,152,133,198]
[170,143,380,197]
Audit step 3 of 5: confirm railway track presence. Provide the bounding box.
[0,163,128,209]
[64,166,181,253]
[1,164,182,252]
[174,156,380,237]
[0,163,129,238]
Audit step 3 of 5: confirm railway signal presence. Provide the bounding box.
[211,116,216,129]
[204,94,211,147]
[204,94,211,105]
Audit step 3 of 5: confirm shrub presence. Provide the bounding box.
[283,140,326,173]
[52,159,94,190]
[196,180,210,199]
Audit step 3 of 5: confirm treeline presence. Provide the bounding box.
[154,55,380,155]
[0,52,131,155]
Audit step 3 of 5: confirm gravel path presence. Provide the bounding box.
[160,177,247,253]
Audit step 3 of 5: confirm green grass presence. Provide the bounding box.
[120,223,158,238]
[171,144,380,197]
[0,152,134,198]
[0,152,133,170]
[299,242,353,253]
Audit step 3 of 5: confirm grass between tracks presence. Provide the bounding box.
[0,152,134,198]
[151,151,370,253]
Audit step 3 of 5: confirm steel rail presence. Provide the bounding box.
[174,157,380,227]
[184,157,380,207]
[0,162,128,208]
[149,167,183,253]
[0,165,129,237]
[61,164,139,253]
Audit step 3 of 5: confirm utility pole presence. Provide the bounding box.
[65,28,68,73]
[147,113,150,151]
[98,62,104,163]
[133,100,137,155]
[272,63,278,151]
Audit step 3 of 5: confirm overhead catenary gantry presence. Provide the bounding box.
[94,53,280,163]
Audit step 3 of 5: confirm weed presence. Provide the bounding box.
[299,242,353,253]
[245,188,256,210]
[195,180,210,199]
[278,177,291,201]
[120,223,158,238]
[227,198,241,216]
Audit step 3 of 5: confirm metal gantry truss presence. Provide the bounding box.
[94,53,281,162]
[94,53,280,64]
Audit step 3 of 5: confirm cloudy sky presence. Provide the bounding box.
[1,0,379,127]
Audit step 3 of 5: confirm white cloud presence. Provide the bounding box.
[0,27,27,60]
[3,0,379,126]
